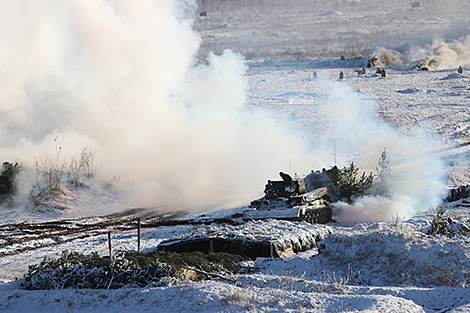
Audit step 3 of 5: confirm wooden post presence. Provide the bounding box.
[108,231,113,264]
[137,218,141,253]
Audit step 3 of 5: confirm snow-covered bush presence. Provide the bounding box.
[428,206,452,237]
[21,250,183,290]
[20,250,246,290]
[428,206,470,238]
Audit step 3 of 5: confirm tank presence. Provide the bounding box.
[243,172,333,224]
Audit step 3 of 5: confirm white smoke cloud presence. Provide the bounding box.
[408,35,470,69]
[370,35,470,70]
[367,46,405,68]
[311,80,447,222]
[0,0,315,213]
[334,195,417,223]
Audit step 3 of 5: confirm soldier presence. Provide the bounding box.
[279,172,293,185]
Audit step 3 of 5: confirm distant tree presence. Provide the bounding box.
[0,161,22,204]
[376,147,391,182]
[338,162,374,203]
[372,147,392,196]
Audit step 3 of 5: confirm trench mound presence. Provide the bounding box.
[157,219,334,259]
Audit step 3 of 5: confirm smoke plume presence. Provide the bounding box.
[367,47,404,68]
[408,35,470,70]
[310,80,447,222]
[369,35,470,70]
[0,0,313,213]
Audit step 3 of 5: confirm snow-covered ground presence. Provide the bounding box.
[1,0,470,312]
[2,201,470,312]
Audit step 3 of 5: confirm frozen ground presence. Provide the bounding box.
[2,198,470,312]
[1,0,470,312]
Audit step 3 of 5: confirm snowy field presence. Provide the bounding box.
[1,0,470,312]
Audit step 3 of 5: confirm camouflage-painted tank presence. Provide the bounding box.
[243,171,333,224]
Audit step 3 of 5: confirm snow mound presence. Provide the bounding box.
[321,10,341,16]
[397,88,422,94]
[0,279,428,313]
[311,223,470,287]
[26,178,127,218]
[174,220,332,243]
[276,91,302,97]
[441,73,467,80]
[163,220,334,257]
[336,31,358,36]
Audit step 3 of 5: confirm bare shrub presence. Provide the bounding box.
[220,285,261,310]
[247,269,355,296]
[68,147,101,188]
[29,139,101,211]
[33,138,64,195]
[330,302,352,313]
[313,268,355,295]
[390,213,404,228]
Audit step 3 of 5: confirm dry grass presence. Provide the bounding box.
[29,140,100,211]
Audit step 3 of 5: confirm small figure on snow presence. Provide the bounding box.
[381,69,386,78]
[376,67,382,74]
[312,71,317,79]
[355,68,366,75]
[339,71,344,79]
[458,66,463,74]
